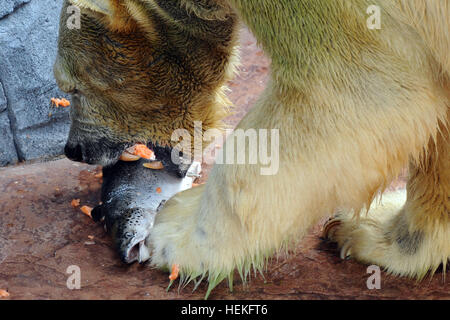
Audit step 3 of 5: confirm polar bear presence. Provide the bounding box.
[54,0,449,297]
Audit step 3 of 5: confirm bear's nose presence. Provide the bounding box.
[64,143,83,162]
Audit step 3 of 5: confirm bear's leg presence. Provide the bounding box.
[325,119,449,278]
[149,84,352,295]
[149,69,445,295]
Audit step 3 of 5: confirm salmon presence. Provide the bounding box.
[91,159,201,264]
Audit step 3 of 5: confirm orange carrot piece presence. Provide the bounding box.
[81,206,93,218]
[169,264,179,281]
[156,187,162,194]
[50,98,59,106]
[71,199,81,208]
[143,161,164,170]
[119,151,141,162]
[133,144,154,159]
[120,144,154,161]
[94,172,103,178]
[51,98,70,108]
[58,98,71,107]
[0,289,10,298]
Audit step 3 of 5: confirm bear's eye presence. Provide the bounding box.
[57,81,79,95]
[67,88,82,98]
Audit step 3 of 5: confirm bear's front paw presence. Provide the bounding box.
[147,185,248,298]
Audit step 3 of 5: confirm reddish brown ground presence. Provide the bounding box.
[0,28,448,300]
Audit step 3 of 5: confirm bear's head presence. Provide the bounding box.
[54,0,238,166]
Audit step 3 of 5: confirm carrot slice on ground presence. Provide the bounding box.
[94,172,103,178]
[81,206,93,218]
[50,98,70,108]
[156,187,162,194]
[71,199,81,208]
[133,144,154,159]
[169,264,180,281]
[50,98,60,106]
[143,161,164,170]
[0,289,10,298]
[58,98,71,107]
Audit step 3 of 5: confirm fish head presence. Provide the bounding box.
[107,207,155,264]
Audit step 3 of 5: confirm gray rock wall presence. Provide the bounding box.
[0,0,70,166]
[0,83,18,166]
[0,0,31,19]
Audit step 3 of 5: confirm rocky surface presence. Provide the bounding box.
[0,159,447,300]
[0,84,18,166]
[0,0,69,165]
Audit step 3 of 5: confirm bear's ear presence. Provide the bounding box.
[178,0,233,21]
[69,0,138,32]
[70,0,113,16]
